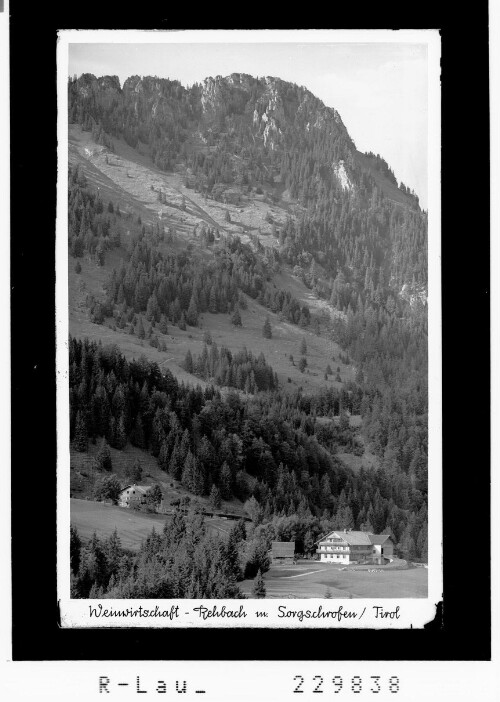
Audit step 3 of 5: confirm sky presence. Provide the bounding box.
[69,40,429,209]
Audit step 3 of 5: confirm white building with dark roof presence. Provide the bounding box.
[316,529,394,565]
[118,484,150,508]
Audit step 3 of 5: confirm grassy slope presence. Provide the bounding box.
[70,498,233,550]
[68,126,355,398]
[70,252,355,396]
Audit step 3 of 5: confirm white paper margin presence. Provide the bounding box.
[56,28,442,630]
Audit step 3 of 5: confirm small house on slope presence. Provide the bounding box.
[316,529,394,565]
[270,541,295,565]
[118,484,149,508]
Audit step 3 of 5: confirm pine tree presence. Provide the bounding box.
[209,484,222,510]
[137,316,145,339]
[158,441,169,471]
[93,474,122,504]
[262,316,272,339]
[146,484,163,508]
[209,287,217,313]
[298,357,307,373]
[114,414,127,450]
[74,411,88,452]
[130,415,145,448]
[219,462,233,499]
[169,440,183,480]
[96,438,112,472]
[203,330,212,345]
[184,349,194,374]
[225,529,242,580]
[186,297,198,327]
[231,308,242,326]
[300,336,307,355]
[126,458,142,482]
[159,315,168,335]
[252,569,266,598]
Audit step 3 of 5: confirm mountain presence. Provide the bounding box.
[67,72,428,597]
[69,72,426,297]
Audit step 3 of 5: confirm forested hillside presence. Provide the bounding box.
[67,72,428,597]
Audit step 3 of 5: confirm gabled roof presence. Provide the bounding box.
[318,530,373,546]
[333,530,373,545]
[316,530,394,546]
[120,484,149,495]
[271,541,295,556]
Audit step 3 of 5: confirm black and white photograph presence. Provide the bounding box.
[3,3,496,698]
[55,29,442,627]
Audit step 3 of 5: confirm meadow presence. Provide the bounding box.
[70,498,233,550]
[240,561,428,599]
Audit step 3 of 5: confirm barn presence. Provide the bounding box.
[270,541,295,565]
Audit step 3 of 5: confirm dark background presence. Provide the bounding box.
[10,4,490,660]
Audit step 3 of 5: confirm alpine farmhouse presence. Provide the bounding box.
[118,484,150,508]
[316,529,394,565]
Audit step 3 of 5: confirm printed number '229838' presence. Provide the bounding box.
[292,675,400,694]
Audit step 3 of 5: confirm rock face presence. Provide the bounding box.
[70,71,416,215]
[195,73,354,155]
[75,73,121,107]
[333,160,353,191]
[73,71,353,151]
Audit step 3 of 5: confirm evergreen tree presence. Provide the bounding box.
[209,485,222,510]
[252,569,266,598]
[225,528,242,580]
[262,316,272,339]
[159,314,168,334]
[93,474,122,504]
[126,458,143,482]
[219,462,233,499]
[146,484,163,509]
[186,297,198,327]
[96,438,112,472]
[231,308,242,326]
[158,441,169,471]
[203,330,212,345]
[183,349,194,374]
[74,411,88,452]
[300,337,307,355]
[137,316,145,339]
[114,414,127,450]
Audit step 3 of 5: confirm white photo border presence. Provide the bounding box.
[56,28,442,629]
